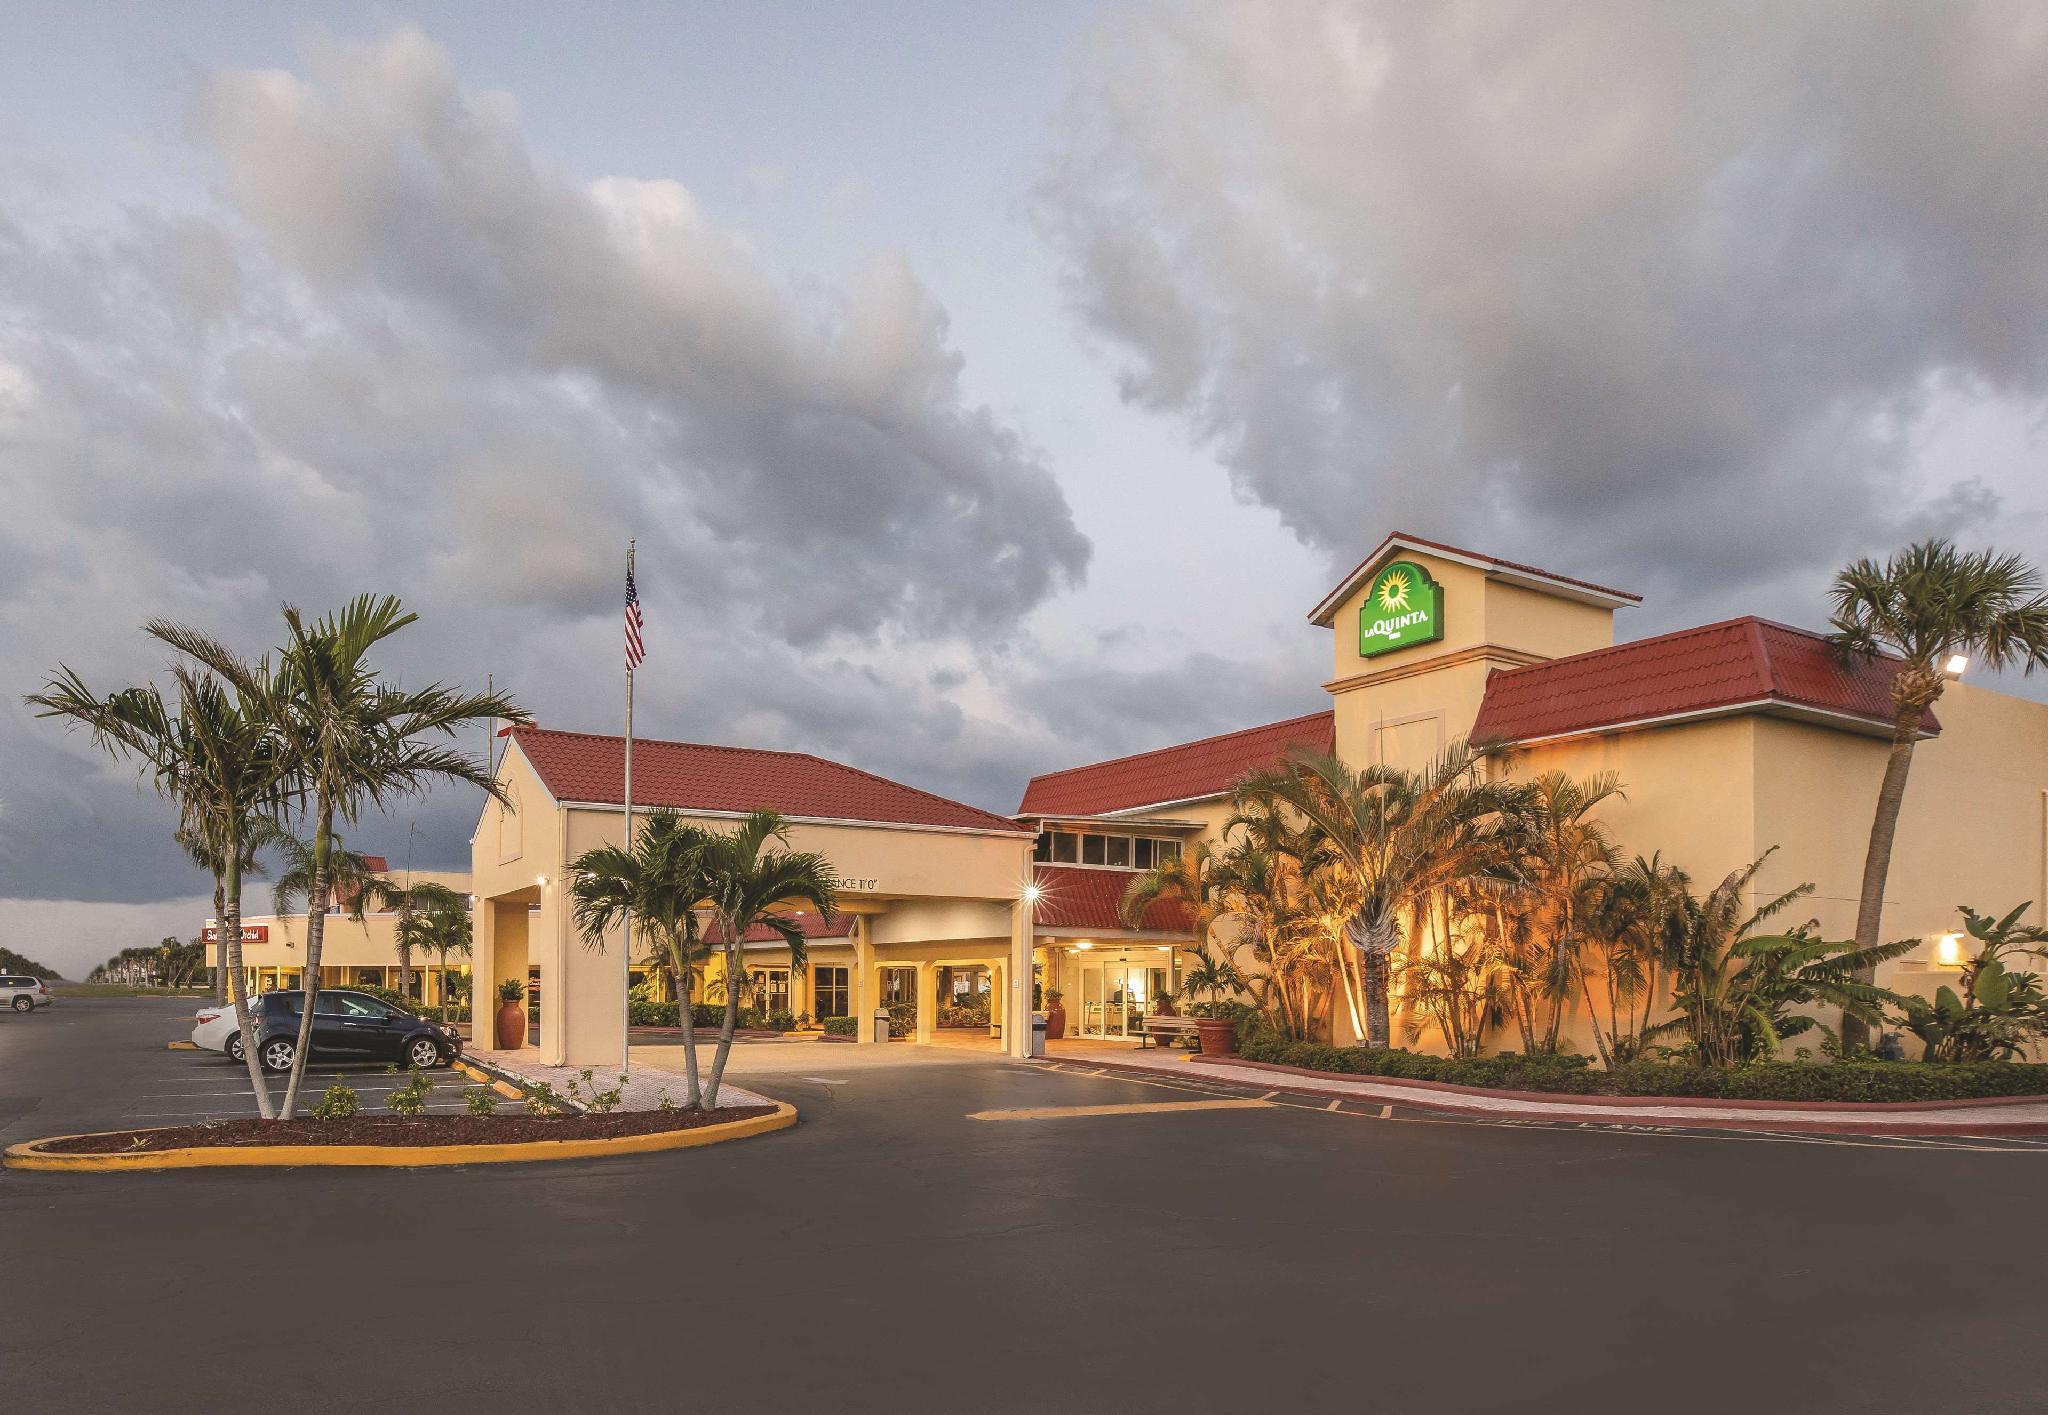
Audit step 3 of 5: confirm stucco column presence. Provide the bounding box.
[988,962,1004,1039]
[915,961,935,1045]
[1008,899,1033,1059]
[853,922,879,1044]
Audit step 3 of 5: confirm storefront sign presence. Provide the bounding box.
[201,924,269,945]
[1359,561,1444,658]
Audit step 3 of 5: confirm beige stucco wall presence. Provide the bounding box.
[207,868,471,975]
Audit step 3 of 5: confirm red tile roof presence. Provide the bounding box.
[508,727,1028,835]
[1017,710,1335,816]
[1310,530,1641,625]
[1469,617,1937,744]
[1031,865,1193,934]
[704,911,857,947]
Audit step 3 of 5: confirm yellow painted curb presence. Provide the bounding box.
[452,1060,522,1100]
[166,1041,198,1050]
[2,1102,796,1173]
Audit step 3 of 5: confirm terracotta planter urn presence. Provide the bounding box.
[1193,1017,1238,1057]
[1044,993,1067,1042]
[494,981,527,1050]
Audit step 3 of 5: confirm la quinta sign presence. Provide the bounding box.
[1358,561,1444,658]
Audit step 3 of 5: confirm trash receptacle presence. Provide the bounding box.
[1028,1011,1046,1058]
[872,1008,891,1044]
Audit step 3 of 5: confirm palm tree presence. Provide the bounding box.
[27,657,293,1117]
[1649,850,1913,1066]
[405,901,473,1019]
[176,819,282,1003]
[156,595,527,1118]
[1239,743,1508,1048]
[1518,772,1624,1061]
[1828,538,2048,1050]
[699,812,838,1109]
[571,810,722,1110]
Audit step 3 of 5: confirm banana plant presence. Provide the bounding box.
[1894,904,2048,1062]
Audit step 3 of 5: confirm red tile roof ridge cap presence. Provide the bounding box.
[1482,614,1906,682]
[1022,708,1336,785]
[1310,530,1642,623]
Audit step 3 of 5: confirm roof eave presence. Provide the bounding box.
[1308,533,1642,626]
[556,799,1034,840]
[1479,697,1935,749]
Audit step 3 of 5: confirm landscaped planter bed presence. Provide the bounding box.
[34,1105,779,1155]
[1237,1037,2048,1104]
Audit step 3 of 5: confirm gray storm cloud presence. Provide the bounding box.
[1044,0,2048,610]
[0,27,1088,902]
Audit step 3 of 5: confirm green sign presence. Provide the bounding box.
[1358,561,1444,658]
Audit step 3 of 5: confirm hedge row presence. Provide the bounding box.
[1234,1035,2048,1103]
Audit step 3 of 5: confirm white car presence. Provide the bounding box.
[192,999,262,1060]
[3,974,54,1013]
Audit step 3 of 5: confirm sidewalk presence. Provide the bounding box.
[466,1047,771,1113]
[1043,1049,2048,1136]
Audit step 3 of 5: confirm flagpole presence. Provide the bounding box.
[622,539,636,1076]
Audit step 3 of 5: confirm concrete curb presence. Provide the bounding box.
[2,1101,797,1173]
[1042,1055,2048,1138]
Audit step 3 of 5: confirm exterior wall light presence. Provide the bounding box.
[535,874,547,888]
[1022,884,1043,906]
[1932,933,1965,967]
[1944,653,1970,677]
[1074,940,1092,951]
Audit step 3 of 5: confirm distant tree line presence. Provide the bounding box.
[87,936,210,987]
[0,946,60,980]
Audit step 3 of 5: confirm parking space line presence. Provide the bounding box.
[970,1099,1273,1122]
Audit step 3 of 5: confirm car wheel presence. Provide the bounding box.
[259,1037,297,1073]
[10,996,31,1013]
[405,1036,443,1070]
[225,1034,245,1064]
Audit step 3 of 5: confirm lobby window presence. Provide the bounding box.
[1081,833,1107,865]
[1105,835,1131,868]
[814,966,850,1019]
[1155,839,1181,866]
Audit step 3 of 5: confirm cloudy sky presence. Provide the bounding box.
[3,1,2045,977]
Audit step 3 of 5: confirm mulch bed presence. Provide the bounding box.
[38,1106,777,1154]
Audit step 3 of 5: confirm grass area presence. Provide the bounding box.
[50,984,211,999]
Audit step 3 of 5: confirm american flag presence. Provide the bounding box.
[624,562,645,671]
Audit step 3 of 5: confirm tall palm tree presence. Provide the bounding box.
[156,594,527,1118]
[27,658,293,1117]
[699,812,838,1109]
[1829,538,2048,1050]
[1519,772,1624,1061]
[571,810,721,1110]
[1239,743,1507,1048]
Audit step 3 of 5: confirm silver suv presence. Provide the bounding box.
[2,975,54,1013]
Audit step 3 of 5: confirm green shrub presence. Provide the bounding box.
[822,1015,858,1036]
[523,1080,566,1116]
[387,1068,435,1117]
[1236,1034,2048,1102]
[465,1086,499,1117]
[629,999,681,1027]
[311,1082,361,1120]
[885,1001,917,1037]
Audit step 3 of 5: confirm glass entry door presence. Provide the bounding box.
[1077,961,1160,1039]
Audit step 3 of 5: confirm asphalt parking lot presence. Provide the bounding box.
[8,998,2048,1415]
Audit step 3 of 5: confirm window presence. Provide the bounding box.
[1081,834,1107,865]
[1156,839,1181,866]
[1134,838,1155,870]
[1051,832,1078,864]
[815,967,850,1019]
[1105,836,1131,868]
[1033,833,1051,862]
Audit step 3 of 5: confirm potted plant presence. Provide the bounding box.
[494,976,527,1050]
[1043,988,1067,1041]
[1190,1001,1239,1057]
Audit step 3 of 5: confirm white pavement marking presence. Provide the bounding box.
[800,1077,850,1086]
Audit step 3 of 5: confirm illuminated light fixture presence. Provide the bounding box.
[1933,933,1965,967]
[535,874,548,888]
[1074,940,1093,951]
[1944,653,1970,677]
[1021,884,1043,906]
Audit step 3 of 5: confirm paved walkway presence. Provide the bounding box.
[466,1047,771,1112]
[1056,1048,2048,1133]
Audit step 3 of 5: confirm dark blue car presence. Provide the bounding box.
[241,989,460,1074]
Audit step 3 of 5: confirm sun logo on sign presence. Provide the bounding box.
[1376,570,1413,614]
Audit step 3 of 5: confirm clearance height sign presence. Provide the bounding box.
[1358,561,1444,658]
